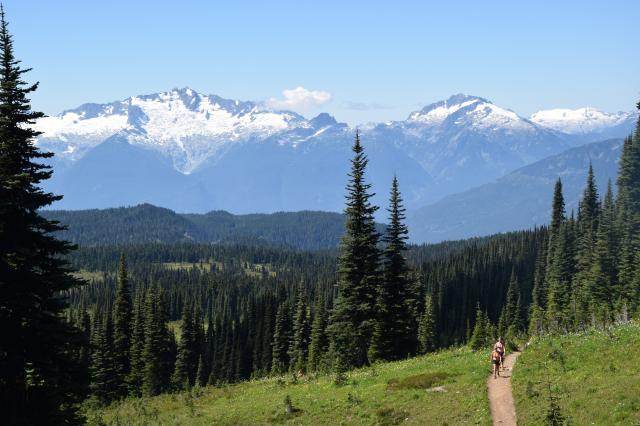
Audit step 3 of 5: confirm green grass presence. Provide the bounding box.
[71,269,107,282]
[512,321,640,425]
[161,261,215,271]
[160,261,275,278]
[91,348,491,425]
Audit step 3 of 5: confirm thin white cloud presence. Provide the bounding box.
[267,86,332,110]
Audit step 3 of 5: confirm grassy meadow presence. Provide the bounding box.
[512,321,640,425]
[90,348,492,425]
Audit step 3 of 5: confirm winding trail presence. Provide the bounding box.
[487,351,520,426]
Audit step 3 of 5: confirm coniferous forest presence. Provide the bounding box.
[1,7,640,425]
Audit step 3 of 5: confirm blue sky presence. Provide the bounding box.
[5,0,639,125]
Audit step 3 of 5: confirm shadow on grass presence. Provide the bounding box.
[387,372,450,390]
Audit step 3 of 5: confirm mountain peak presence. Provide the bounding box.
[309,112,337,128]
[408,93,491,123]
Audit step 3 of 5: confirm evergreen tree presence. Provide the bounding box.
[172,303,199,389]
[112,252,132,397]
[307,294,329,372]
[195,354,207,387]
[289,290,311,373]
[546,221,574,331]
[127,290,146,396]
[469,304,488,350]
[369,176,414,362]
[529,237,548,335]
[89,308,117,405]
[271,301,292,375]
[503,270,520,332]
[0,8,85,423]
[572,164,599,328]
[590,181,617,311]
[616,109,640,313]
[417,294,437,354]
[142,284,169,396]
[328,131,381,369]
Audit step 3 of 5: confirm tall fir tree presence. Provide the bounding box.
[89,308,117,405]
[142,283,170,396]
[590,181,617,312]
[172,303,199,389]
[529,236,548,335]
[417,293,437,354]
[112,252,132,397]
[369,176,414,362]
[571,164,599,328]
[271,301,292,375]
[502,270,521,336]
[127,289,146,396]
[616,108,640,313]
[289,289,311,373]
[307,294,329,373]
[546,221,574,331]
[0,8,85,423]
[468,303,488,350]
[328,131,381,369]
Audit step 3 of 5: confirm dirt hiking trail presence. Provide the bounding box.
[487,351,520,425]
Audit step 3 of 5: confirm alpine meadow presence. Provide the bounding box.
[1,2,639,425]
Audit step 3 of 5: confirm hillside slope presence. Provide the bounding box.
[91,348,491,425]
[512,322,640,425]
[410,138,623,242]
[42,205,349,250]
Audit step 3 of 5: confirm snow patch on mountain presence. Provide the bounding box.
[35,88,311,173]
[407,94,536,132]
[530,107,635,134]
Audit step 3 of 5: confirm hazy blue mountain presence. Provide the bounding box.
[409,138,624,243]
[35,88,636,215]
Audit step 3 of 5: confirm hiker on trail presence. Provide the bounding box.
[491,349,502,379]
[494,337,505,370]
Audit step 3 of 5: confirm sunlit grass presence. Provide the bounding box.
[512,321,640,425]
[92,348,492,425]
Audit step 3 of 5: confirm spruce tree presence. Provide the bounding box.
[112,253,132,397]
[142,283,169,397]
[503,270,520,331]
[417,294,437,354]
[195,354,207,387]
[0,8,85,423]
[89,308,117,405]
[616,108,640,313]
[307,294,329,373]
[468,304,488,350]
[590,181,617,311]
[172,303,199,389]
[369,176,414,362]
[529,237,548,335]
[127,290,146,396]
[328,131,380,369]
[289,290,311,373]
[546,221,574,331]
[572,164,599,328]
[271,301,292,375]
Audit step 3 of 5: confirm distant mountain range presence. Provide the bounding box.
[409,138,624,242]
[35,89,637,217]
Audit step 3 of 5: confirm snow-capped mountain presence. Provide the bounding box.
[530,107,636,139]
[35,88,310,173]
[35,90,636,218]
[364,94,571,197]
